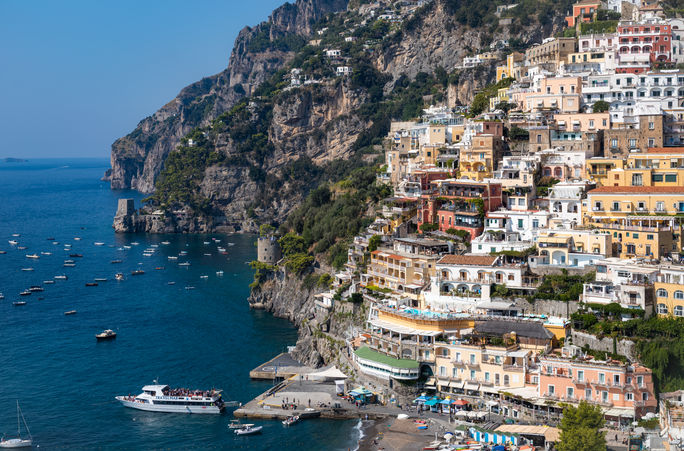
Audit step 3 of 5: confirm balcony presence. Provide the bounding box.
[573,378,588,385]
[592,379,609,388]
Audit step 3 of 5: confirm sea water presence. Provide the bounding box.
[0,159,359,449]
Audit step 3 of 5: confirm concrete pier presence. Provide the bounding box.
[248,352,313,380]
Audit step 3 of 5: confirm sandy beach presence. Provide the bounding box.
[357,417,438,451]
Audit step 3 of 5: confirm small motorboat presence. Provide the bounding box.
[0,250,6,254]
[13,302,27,306]
[178,262,191,266]
[64,310,77,315]
[11,234,20,237]
[8,240,18,245]
[234,425,262,436]
[168,256,178,260]
[200,275,208,279]
[17,246,27,250]
[28,286,43,292]
[203,241,210,245]
[123,245,131,249]
[54,275,68,280]
[167,281,176,285]
[69,253,83,258]
[74,237,81,241]
[161,241,170,245]
[282,415,300,426]
[20,268,33,272]
[110,259,122,264]
[46,237,55,240]
[64,259,75,264]
[204,253,212,256]
[0,293,4,300]
[96,329,116,340]
[154,266,164,270]
[184,286,195,290]
[63,263,76,267]
[40,251,51,255]
[216,271,224,276]
[25,254,39,259]
[85,282,98,287]
[115,273,124,281]
[19,291,31,296]
[130,242,139,246]
[131,270,144,276]
[43,280,55,284]
[94,242,105,246]
[94,278,108,282]
[228,420,254,429]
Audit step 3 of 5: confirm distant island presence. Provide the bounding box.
[1,158,28,163]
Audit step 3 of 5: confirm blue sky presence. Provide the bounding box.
[0,0,287,158]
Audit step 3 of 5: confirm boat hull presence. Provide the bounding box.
[0,439,32,448]
[115,397,223,414]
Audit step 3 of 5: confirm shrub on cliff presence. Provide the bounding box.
[278,232,307,256]
[284,253,314,275]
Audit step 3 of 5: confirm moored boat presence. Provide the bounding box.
[25,254,39,259]
[116,385,225,414]
[13,301,27,306]
[115,273,124,281]
[0,401,32,449]
[234,425,262,435]
[19,291,31,296]
[64,310,77,315]
[69,253,83,258]
[54,275,68,280]
[282,415,300,426]
[95,329,116,340]
[131,270,144,276]
[20,268,33,272]
[85,282,98,287]
[110,259,122,264]
[94,278,107,282]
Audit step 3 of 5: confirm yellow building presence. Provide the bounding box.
[608,148,684,187]
[489,87,510,111]
[459,135,504,181]
[496,52,524,81]
[654,265,684,317]
[586,157,625,186]
[597,223,674,259]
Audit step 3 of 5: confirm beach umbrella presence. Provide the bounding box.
[453,399,469,406]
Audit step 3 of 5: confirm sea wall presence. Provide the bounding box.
[511,298,580,318]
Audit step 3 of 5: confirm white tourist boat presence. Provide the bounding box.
[0,401,32,449]
[116,385,225,414]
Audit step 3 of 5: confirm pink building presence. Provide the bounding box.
[538,356,657,421]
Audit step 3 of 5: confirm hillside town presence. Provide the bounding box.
[253,1,684,449]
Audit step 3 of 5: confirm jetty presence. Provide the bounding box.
[249,352,313,380]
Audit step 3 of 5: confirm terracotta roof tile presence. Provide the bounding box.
[438,254,498,266]
[588,186,684,194]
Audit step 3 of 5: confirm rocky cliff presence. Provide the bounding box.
[106,0,349,193]
[248,267,366,369]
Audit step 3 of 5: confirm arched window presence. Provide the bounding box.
[675,290,684,300]
[657,288,668,297]
[675,306,684,317]
[658,303,669,315]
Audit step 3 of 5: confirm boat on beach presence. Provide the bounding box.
[116,385,225,414]
[0,401,32,449]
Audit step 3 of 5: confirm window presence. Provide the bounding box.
[599,373,605,383]
[613,393,620,401]
[675,306,684,317]
[647,234,654,240]
[649,138,655,147]
[518,219,523,228]
[658,303,668,314]
[533,219,539,228]
[666,174,678,182]
[585,388,592,400]
[629,139,637,148]
[642,392,649,401]
[470,370,476,380]
[656,201,665,211]
[611,138,618,148]
[470,354,476,364]
[439,366,446,377]
[626,392,634,401]
[452,368,458,377]
[657,288,669,297]
[676,291,684,300]
[653,174,664,182]
[612,201,620,211]
[614,374,620,385]
[456,352,461,362]
[578,370,584,382]
[633,233,639,239]
[602,391,608,402]
[548,385,555,395]
[649,121,655,130]
[567,387,574,398]
[637,376,644,387]
[485,372,490,382]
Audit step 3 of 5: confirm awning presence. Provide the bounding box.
[464,383,480,391]
[453,399,469,406]
[424,398,440,407]
[440,399,453,405]
[486,400,499,407]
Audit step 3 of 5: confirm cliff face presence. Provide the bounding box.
[248,268,366,368]
[107,0,349,193]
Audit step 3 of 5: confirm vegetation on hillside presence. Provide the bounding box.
[557,401,606,451]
